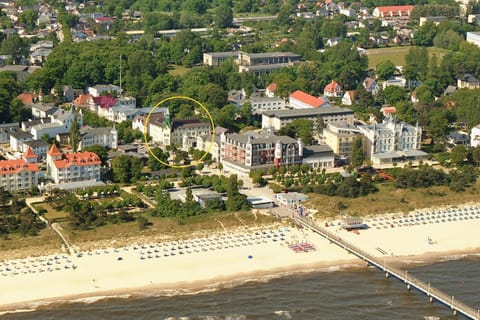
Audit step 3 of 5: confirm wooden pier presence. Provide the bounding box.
[294,216,479,320]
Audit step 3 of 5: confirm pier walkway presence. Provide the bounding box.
[294,216,479,320]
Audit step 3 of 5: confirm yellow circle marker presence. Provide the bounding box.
[143,96,215,169]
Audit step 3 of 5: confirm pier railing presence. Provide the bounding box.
[294,216,479,320]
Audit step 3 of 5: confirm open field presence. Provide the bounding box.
[167,64,190,76]
[366,46,450,69]
[307,179,480,219]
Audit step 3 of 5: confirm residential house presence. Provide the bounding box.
[16,92,38,105]
[78,126,118,150]
[21,140,48,159]
[382,76,407,89]
[87,84,121,97]
[31,102,57,119]
[444,85,457,96]
[363,77,379,95]
[220,131,304,175]
[447,131,469,148]
[0,157,40,192]
[358,114,426,165]
[46,145,102,184]
[324,80,344,98]
[322,122,361,158]
[289,90,330,109]
[342,90,355,105]
[457,73,480,89]
[380,106,397,117]
[471,124,480,148]
[265,83,277,97]
[262,106,354,131]
[31,108,83,140]
[9,131,33,152]
[147,114,211,147]
[0,123,20,144]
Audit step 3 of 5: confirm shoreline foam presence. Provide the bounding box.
[1,204,480,315]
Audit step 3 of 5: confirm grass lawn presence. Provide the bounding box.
[307,180,480,219]
[168,64,191,76]
[366,46,450,69]
[35,203,69,222]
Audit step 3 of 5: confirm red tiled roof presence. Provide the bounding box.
[16,93,36,105]
[47,144,62,156]
[54,152,101,169]
[74,94,93,107]
[266,83,277,92]
[23,147,37,159]
[93,95,117,109]
[289,90,327,108]
[381,106,397,115]
[375,5,413,13]
[324,80,343,93]
[95,17,113,23]
[0,159,39,174]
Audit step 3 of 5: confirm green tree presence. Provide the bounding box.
[18,9,38,31]
[0,34,28,64]
[450,145,468,167]
[214,5,233,28]
[350,136,365,169]
[375,60,397,80]
[111,155,143,183]
[277,119,314,145]
[147,147,169,170]
[70,115,81,151]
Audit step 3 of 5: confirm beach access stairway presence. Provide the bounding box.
[294,216,479,320]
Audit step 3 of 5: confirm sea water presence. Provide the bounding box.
[1,257,479,320]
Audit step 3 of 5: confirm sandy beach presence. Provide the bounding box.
[1,203,480,313]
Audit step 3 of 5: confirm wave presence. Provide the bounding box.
[67,294,132,305]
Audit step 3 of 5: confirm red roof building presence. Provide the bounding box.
[324,80,344,97]
[46,145,102,184]
[0,159,40,192]
[380,106,397,116]
[22,147,38,163]
[266,83,277,97]
[16,92,37,105]
[73,94,94,109]
[289,90,329,109]
[373,5,414,18]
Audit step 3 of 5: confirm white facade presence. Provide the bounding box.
[358,115,426,165]
[88,84,121,97]
[262,107,355,131]
[79,126,118,150]
[471,125,480,148]
[249,97,286,114]
[467,32,480,48]
[0,159,39,192]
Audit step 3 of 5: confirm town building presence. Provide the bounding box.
[289,90,330,109]
[357,115,427,165]
[196,127,229,162]
[372,5,414,18]
[249,97,286,114]
[46,145,102,184]
[302,144,335,169]
[274,192,308,207]
[31,103,57,119]
[341,90,355,106]
[323,122,362,158]
[9,131,33,152]
[220,131,303,175]
[0,123,19,144]
[203,51,239,66]
[31,108,83,140]
[324,80,344,98]
[262,106,355,131]
[87,84,121,97]
[265,83,277,97]
[457,73,480,89]
[237,51,302,75]
[466,31,480,48]
[79,126,118,150]
[471,124,480,148]
[21,140,48,159]
[0,156,40,192]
